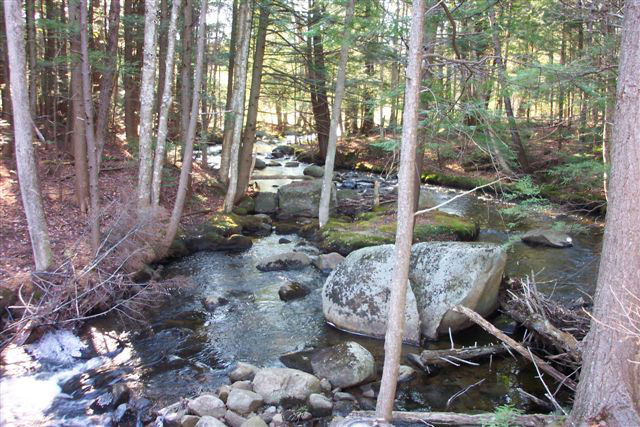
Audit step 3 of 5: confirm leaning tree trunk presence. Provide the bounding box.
[375,0,425,421]
[164,0,208,248]
[318,0,355,228]
[151,0,182,207]
[223,0,253,212]
[179,0,194,147]
[4,0,53,271]
[569,2,640,424]
[136,0,159,210]
[235,0,271,202]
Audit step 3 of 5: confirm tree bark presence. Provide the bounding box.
[164,0,208,247]
[307,0,330,161]
[25,0,37,116]
[155,0,169,122]
[180,0,194,146]
[136,0,159,210]
[375,0,425,420]
[570,2,640,424]
[124,0,142,142]
[223,0,253,212]
[4,0,53,271]
[235,0,271,202]
[151,0,182,206]
[318,0,355,228]
[219,0,239,184]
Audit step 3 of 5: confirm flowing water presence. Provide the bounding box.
[0,137,603,425]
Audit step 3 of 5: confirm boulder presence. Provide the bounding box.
[397,365,415,383]
[227,389,264,415]
[231,381,253,391]
[241,416,268,427]
[521,228,573,248]
[310,342,375,389]
[195,416,226,427]
[187,395,226,418]
[284,161,300,167]
[322,242,507,342]
[254,192,278,214]
[277,179,336,219]
[271,145,295,158]
[278,282,310,301]
[267,161,281,167]
[225,410,248,427]
[180,415,200,427]
[312,252,345,272]
[303,165,325,178]
[308,393,332,417]
[230,362,259,382]
[234,197,256,216]
[254,158,267,170]
[256,252,311,272]
[252,368,321,405]
[185,233,252,253]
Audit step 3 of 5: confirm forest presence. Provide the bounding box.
[0,0,638,426]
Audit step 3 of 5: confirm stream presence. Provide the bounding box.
[0,137,602,426]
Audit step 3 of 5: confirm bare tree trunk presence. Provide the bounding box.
[235,0,271,202]
[570,2,640,424]
[375,0,425,420]
[318,0,355,228]
[219,0,239,184]
[0,4,13,146]
[180,0,194,147]
[151,0,182,206]
[68,0,89,213]
[4,0,53,271]
[223,0,253,212]
[95,0,121,172]
[25,0,37,116]
[164,0,208,247]
[155,0,168,122]
[123,0,142,142]
[80,0,100,253]
[136,0,159,210]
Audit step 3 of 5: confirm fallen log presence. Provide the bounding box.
[345,411,562,426]
[419,344,507,368]
[453,305,578,391]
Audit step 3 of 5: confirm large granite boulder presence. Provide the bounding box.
[310,342,375,388]
[254,192,278,214]
[277,179,336,219]
[251,368,321,405]
[322,242,507,342]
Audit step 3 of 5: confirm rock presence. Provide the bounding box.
[278,282,310,301]
[256,252,311,272]
[284,161,299,167]
[260,406,277,424]
[185,232,252,253]
[277,179,336,219]
[254,158,267,170]
[312,252,345,272]
[230,362,259,382]
[308,393,332,417]
[112,383,130,407]
[303,165,325,178]
[267,161,281,167]
[234,197,257,216]
[227,389,264,415]
[320,378,332,393]
[252,368,322,405]
[231,380,254,391]
[225,235,253,251]
[113,403,134,425]
[333,392,356,401]
[188,395,226,418]
[254,192,278,214]
[360,384,375,398]
[271,413,284,425]
[217,385,231,403]
[181,415,200,427]
[521,228,573,248]
[225,410,248,427]
[310,342,375,389]
[397,365,416,383]
[195,416,227,427]
[322,242,507,342]
[241,415,268,427]
[271,145,295,158]
[278,238,291,244]
[203,294,229,311]
[293,245,320,256]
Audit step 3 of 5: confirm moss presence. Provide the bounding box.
[421,172,496,191]
[204,213,242,236]
[354,161,384,174]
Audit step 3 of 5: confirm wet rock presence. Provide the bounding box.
[159,401,185,417]
[256,252,311,272]
[292,244,320,256]
[188,394,226,418]
[284,161,300,167]
[521,228,573,248]
[254,192,278,214]
[271,413,284,425]
[252,368,322,405]
[231,380,254,391]
[322,242,507,342]
[217,385,231,403]
[91,392,114,413]
[278,238,291,244]
[360,384,375,398]
[279,349,314,372]
[397,365,416,383]
[254,158,267,170]
[165,410,187,427]
[333,392,356,401]
[303,165,325,178]
[278,282,310,301]
[112,383,130,407]
[181,415,200,427]
[241,415,268,427]
[227,389,264,415]
[185,232,252,253]
[203,294,229,311]
[225,410,248,427]
[195,416,226,427]
[312,252,345,272]
[331,400,355,417]
[230,362,259,382]
[308,393,332,417]
[271,145,295,158]
[237,215,272,237]
[267,161,281,167]
[113,403,134,425]
[277,179,336,219]
[311,342,375,389]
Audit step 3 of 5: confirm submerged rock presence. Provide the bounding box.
[285,161,300,167]
[322,242,507,342]
[230,362,259,382]
[277,179,336,219]
[521,228,573,248]
[256,252,311,272]
[278,282,310,301]
[252,368,321,405]
[254,158,267,170]
[310,342,375,389]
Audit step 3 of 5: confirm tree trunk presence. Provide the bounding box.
[569,2,640,424]
[375,0,425,420]
[235,0,271,202]
[180,0,194,147]
[164,0,208,247]
[151,0,182,206]
[4,0,53,271]
[25,0,37,116]
[155,0,168,122]
[219,0,239,184]
[223,0,253,212]
[124,0,142,142]
[307,0,330,161]
[95,0,121,172]
[136,0,159,210]
[318,0,355,228]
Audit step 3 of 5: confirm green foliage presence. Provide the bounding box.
[500,177,549,229]
[547,157,606,191]
[484,404,524,427]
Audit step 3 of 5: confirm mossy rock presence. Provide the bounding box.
[319,206,478,255]
[354,161,384,174]
[203,213,243,236]
[234,196,256,215]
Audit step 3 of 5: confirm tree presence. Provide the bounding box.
[318,0,356,228]
[3,0,53,271]
[375,0,425,421]
[569,1,640,424]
